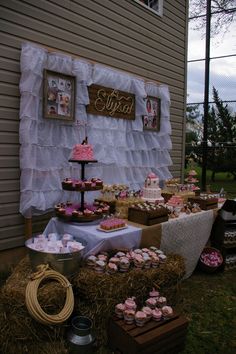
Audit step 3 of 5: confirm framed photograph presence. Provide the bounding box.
[43,69,76,122]
[142,96,161,132]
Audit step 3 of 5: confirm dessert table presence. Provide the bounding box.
[43,218,142,257]
[44,210,216,279]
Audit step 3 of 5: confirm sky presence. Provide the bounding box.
[187,12,236,110]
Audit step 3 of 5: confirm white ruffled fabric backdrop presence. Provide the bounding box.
[19,42,172,217]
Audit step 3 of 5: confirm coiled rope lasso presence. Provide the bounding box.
[25,264,74,325]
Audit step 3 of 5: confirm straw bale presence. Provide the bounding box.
[72,254,185,345]
[0,253,185,351]
[0,256,68,354]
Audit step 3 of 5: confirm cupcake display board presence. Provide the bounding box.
[57,159,109,222]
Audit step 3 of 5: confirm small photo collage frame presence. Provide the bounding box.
[43,69,76,122]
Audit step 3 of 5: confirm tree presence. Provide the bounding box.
[189,0,236,36]
[206,87,236,180]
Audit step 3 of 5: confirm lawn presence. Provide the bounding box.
[185,166,236,199]
[177,269,236,354]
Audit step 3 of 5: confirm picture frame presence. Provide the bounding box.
[142,96,161,132]
[43,69,76,122]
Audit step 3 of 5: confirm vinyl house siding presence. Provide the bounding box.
[0,0,188,250]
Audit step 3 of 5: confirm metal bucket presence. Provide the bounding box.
[25,236,87,276]
[67,316,96,353]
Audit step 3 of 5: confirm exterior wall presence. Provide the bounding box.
[0,0,188,250]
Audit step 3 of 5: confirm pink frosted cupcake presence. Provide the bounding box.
[145,297,157,309]
[86,255,97,268]
[107,262,118,274]
[109,257,120,265]
[156,296,167,308]
[162,306,174,319]
[115,303,126,318]
[125,297,137,311]
[94,260,106,273]
[141,306,153,322]
[124,309,135,324]
[152,308,162,321]
[135,311,147,327]
[149,288,160,298]
[119,257,130,272]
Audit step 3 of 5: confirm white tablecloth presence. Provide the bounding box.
[160,210,215,278]
[44,217,142,257]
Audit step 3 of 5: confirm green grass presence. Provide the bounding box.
[185,166,236,199]
[177,269,236,354]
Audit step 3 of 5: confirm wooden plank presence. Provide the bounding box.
[0,213,24,229]
[0,44,20,60]
[0,107,19,120]
[0,156,20,168]
[0,180,20,192]
[0,132,19,144]
[0,20,185,88]
[0,144,19,156]
[0,202,19,216]
[0,95,20,109]
[0,68,20,85]
[2,0,186,71]
[0,191,20,203]
[0,82,19,97]
[0,167,20,179]
[0,235,25,251]
[0,56,20,73]
[87,84,135,120]
[0,119,19,132]
[0,15,184,84]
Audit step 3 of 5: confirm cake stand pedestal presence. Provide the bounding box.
[68,159,98,212]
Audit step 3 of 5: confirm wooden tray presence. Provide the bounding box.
[128,207,169,226]
[188,197,218,210]
[108,313,189,354]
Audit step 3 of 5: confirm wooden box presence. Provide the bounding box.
[128,207,168,226]
[188,197,218,210]
[108,314,189,354]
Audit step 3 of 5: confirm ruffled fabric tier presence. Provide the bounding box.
[19,42,172,217]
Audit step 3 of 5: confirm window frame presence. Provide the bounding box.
[133,0,163,17]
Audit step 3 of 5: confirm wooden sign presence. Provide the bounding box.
[86,84,135,120]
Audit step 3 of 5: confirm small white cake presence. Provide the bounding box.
[142,172,164,203]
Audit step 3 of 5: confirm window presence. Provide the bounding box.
[134,0,163,17]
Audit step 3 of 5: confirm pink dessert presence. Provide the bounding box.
[145,297,157,309]
[156,296,167,308]
[167,195,184,207]
[135,311,147,327]
[149,288,160,298]
[100,218,126,231]
[71,138,95,160]
[107,262,118,274]
[162,305,174,319]
[142,306,153,321]
[125,298,137,311]
[115,303,126,318]
[152,308,162,321]
[124,309,135,324]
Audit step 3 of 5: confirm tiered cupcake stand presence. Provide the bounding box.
[55,159,109,222]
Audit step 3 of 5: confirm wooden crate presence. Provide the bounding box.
[128,207,168,226]
[108,314,189,354]
[188,197,218,210]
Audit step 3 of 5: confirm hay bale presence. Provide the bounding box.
[0,253,185,351]
[0,256,68,354]
[72,254,185,345]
